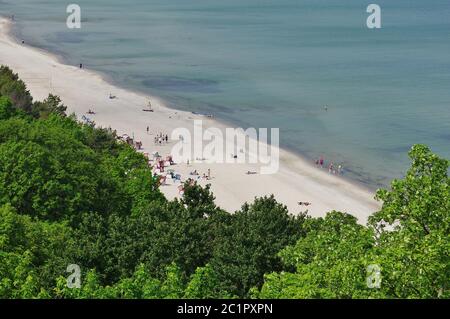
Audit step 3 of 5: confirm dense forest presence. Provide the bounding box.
[0,65,448,299]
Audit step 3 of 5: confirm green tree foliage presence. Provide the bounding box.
[180,182,218,217]
[0,97,16,120]
[183,263,236,299]
[0,113,163,221]
[0,204,75,298]
[54,262,232,299]
[0,66,448,299]
[32,94,67,118]
[0,66,33,113]
[210,196,307,297]
[368,145,449,298]
[55,263,190,299]
[257,145,449,299]
[256,212,378,298]
[136,197,225,280]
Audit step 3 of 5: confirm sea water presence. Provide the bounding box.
[1,0,449,188]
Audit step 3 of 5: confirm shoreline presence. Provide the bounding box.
[0,17,381,222]
[8,17,381,193]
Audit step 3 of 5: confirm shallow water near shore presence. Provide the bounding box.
[1,0,450,189]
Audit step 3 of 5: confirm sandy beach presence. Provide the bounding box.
[0,17,381,222]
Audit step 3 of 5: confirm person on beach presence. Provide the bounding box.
[298,202,312,206]
[329,162,334,174]
[79,63,83,69]
[207,169,211,180]
[319,156,324,168]
[146,126,149,134]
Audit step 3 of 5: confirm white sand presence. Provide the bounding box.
[0,18,381,223]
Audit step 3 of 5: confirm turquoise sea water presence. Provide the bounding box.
[1,0,449,188]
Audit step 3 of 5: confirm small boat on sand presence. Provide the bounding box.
[142,101,154,112]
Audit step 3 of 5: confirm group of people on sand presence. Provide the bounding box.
[298,201,312,207]
[151,156,213,195]
[190,168,211,180]
[153,132,169,145]
[315,156,343,175]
